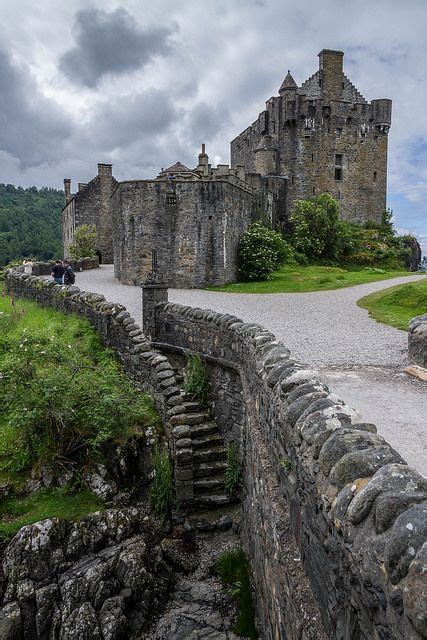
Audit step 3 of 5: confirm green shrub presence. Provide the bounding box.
[216,549,258,638]
[69,224,97,260]
[184,354,209,404]
[224,443,241,496]
[150,444,175,522]
[239,223,294,281]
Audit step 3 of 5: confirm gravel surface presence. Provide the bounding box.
[73,266,427,474]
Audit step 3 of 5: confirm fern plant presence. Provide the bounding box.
[184,354,209,404]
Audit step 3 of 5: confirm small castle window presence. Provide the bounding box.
[311,153,314,162]
[373,171,377,182]
[336,128,342,138]
[342,81,345,89]
[166,193,177,205]
[291,176,296,185]
[312,187,316,195]
[334,154,343,181]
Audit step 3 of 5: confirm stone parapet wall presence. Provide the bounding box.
[28,257,99,276]
[409,313,427,368]
[154,302,427,640]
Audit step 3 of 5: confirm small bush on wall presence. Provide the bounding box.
[239,222,294,281]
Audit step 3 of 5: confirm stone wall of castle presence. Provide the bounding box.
[112,179,267,287]
[153,301,426,640]
[231,50,391,224]
[62,164,117,263]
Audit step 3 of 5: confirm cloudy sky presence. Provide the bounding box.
[1,0,426,253]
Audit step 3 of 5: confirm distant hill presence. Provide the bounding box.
[0,184,63,266]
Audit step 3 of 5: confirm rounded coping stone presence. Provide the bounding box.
[346,464,426,526]
[384,503,427,584]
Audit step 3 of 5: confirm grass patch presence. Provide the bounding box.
[0,290,160,476]
[0,487,104,539]
[208,265,414,294]
[150,445,175,523]
[357,278,427,330]
[216,549,258,639]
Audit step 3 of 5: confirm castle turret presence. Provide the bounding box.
[318,49,344,101]
[279,70,297,95]
[254,135,278,176]
[371,99,392,134]
[63,178,71,204]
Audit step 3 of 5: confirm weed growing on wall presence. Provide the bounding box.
[216,549,258,639]
[184,353,209,404]
[149,444,175,522]
[224,443,241,496]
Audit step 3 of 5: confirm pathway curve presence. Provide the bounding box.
[74,266,427,474]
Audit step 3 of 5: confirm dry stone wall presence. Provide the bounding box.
[154,301,427,640]
[409,313,427,368]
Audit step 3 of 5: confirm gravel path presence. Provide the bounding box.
[73,266,427,474]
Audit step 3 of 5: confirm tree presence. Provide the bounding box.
[290,194,347,262]
[69,225,97,260]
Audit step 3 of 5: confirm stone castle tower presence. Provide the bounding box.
[62,163,117,263]
[231,49,392,224]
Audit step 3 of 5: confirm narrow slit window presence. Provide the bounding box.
[373,171,377,182]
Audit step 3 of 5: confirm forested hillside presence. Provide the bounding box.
[0,184,63,266]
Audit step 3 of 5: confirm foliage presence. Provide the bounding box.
[0,183,63,266]
[0,487,104,539]
[150,444,175,522]
[0,292,159,475]
[184,353,209,404]
[239,222,294,281]
[208,264,412,294]
[69,224,97,260]
[224,443,241,496]
[289,194,353,262]
[279,458,292,473]
[216,549,258,639]
[357,279,427,330]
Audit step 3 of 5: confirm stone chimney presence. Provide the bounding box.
[98,163,112,178]
[318,49,344,101]
[63,178,71,204]
[197,144,209,177]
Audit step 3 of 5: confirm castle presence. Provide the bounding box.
[63,49,392,287]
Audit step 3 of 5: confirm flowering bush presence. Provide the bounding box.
[238,223,294,281]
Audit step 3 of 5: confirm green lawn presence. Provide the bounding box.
[0,487,104,539]
[208,265,415,294]
[357,279,427,330]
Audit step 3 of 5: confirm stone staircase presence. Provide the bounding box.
[169,385,232,510]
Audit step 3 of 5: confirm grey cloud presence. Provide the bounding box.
[0,48,72,168]
[186,102,231,145]
[80,88,179,151]
[59,7,176,88]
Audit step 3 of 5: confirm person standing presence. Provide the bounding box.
[62,260,75,285]
[51,260,64,284]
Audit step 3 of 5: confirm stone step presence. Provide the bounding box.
[193,446,227,463]
[193,460,228,478]
[170,412,209,427]
[193,494,231,507]
[194,478,225,492]
[182,401,203,413]
[191,434,223,450]
[190,423,218,438]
